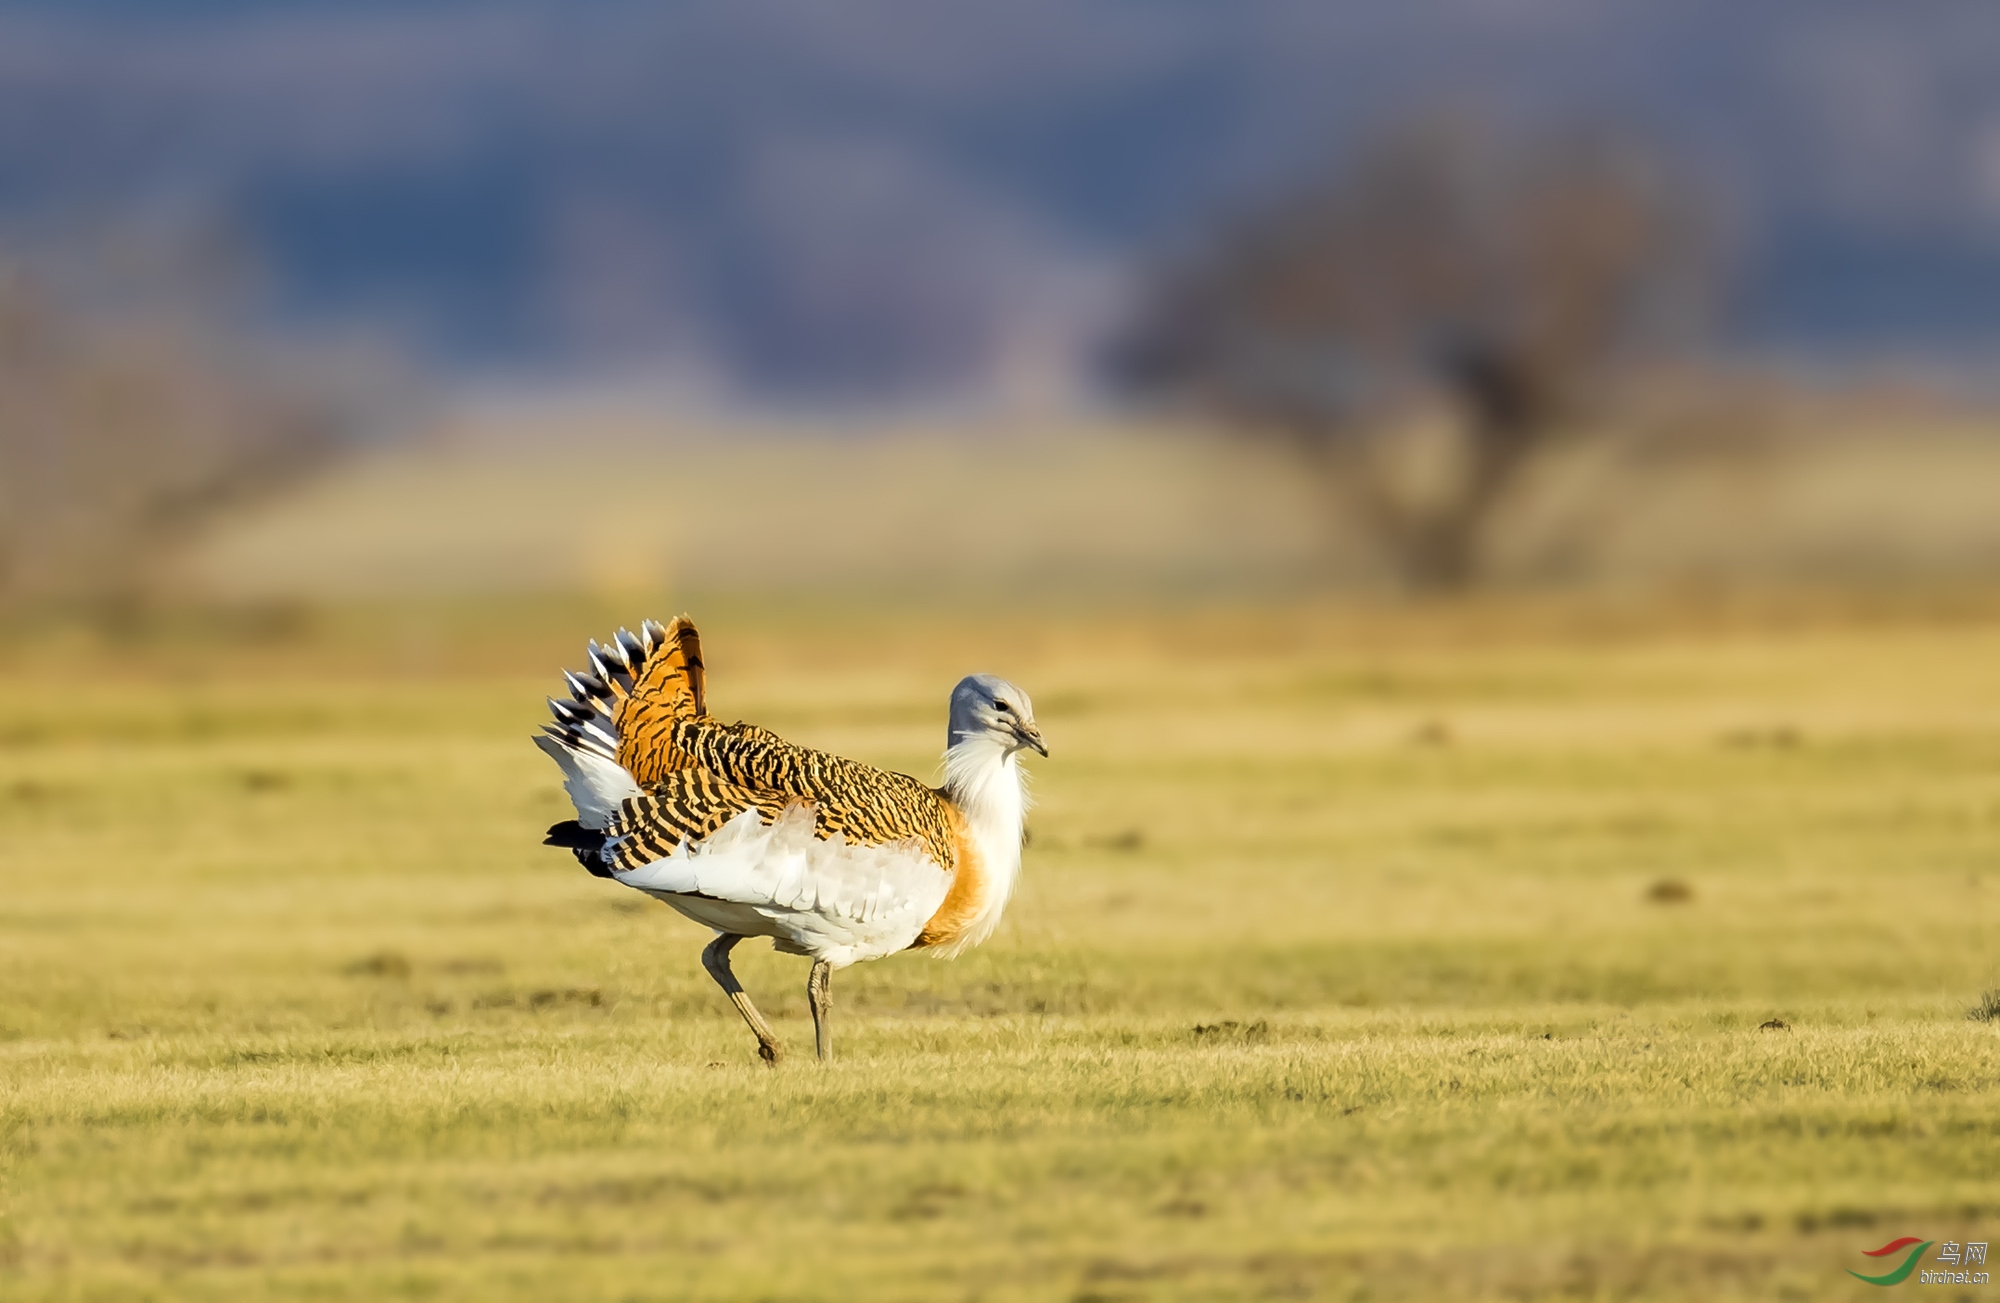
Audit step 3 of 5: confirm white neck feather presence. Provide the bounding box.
[938,736,1030,953]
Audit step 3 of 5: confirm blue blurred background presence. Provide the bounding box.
[10,0,2000,392]
[4,0,2000,605]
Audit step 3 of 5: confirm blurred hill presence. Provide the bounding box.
[4,0,2000,396]
[176,409,1330,602]
[174,402,2000,604]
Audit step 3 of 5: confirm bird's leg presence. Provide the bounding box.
[807,959,834,1063]
[701,934,783,1066]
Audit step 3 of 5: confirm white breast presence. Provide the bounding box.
[612,805,952,968]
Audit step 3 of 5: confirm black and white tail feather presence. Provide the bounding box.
[532,619,671,835]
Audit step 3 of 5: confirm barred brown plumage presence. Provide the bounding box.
[534,614,1046,1066]
[598,751,955,879]
[663,719,959,873]
[612,618,706,784]
[605,772,791,871]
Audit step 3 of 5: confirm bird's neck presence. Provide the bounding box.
[933,737,1028,953]
[944,736,1027,839]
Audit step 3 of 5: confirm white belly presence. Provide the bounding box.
[612,805,952,969]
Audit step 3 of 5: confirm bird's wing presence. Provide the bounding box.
[664,718,959,874]
[601,771,954,945]
[602,770,792,869]
[538,615,708,786]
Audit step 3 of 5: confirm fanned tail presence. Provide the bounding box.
[614,615,707,783]
[534,615,708,829]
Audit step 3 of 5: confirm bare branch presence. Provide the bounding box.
[1115,116,1712,589]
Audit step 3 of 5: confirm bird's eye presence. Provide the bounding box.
[994,700,1012,714]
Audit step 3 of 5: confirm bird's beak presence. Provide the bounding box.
[1015,721,1048,758]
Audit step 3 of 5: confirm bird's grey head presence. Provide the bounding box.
[948,674,1047,758]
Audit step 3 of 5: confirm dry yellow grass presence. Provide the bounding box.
[3,596,2000,1299]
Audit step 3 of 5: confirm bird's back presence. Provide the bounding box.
[659,719,957,873]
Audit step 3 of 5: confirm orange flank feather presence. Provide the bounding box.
[912,806,989,951]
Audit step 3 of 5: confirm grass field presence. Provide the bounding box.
[3,596,1999,1300]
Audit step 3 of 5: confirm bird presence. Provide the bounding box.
[533,615,1045,1064]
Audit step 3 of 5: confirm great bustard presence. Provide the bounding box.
[534,616,1045,1064]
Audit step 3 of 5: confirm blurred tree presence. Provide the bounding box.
[1115,118,1712,589]
[0,261,346,613]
